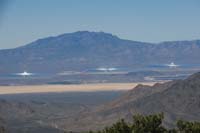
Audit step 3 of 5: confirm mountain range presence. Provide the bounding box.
[0,31,200,73]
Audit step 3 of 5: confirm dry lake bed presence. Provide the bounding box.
[0,82,158,95]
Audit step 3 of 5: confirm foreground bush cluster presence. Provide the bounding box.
[88,113,200,133]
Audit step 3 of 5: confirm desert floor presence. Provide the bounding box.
[0,82,158,95]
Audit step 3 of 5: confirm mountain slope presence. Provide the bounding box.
[63,72,200,131]
[0,31,200,73]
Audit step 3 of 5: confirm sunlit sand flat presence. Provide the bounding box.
[0,82,158,95]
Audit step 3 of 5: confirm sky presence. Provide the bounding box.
[0,0,200,49]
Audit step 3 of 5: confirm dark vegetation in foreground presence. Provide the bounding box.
[88,113,200,133]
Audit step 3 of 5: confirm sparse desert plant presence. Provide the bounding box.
[89,113,200,133]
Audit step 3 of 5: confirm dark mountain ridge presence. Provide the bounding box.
[0,31,200,73]
[67,72,200,131]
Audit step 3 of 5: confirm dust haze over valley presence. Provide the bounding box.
[1,0,200,133]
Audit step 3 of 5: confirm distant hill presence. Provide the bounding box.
[0,31,200,73]
[68,72,200,131]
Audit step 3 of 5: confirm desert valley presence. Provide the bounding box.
[1,1,200,132]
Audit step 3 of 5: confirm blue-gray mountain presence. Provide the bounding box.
[0,31,200,73]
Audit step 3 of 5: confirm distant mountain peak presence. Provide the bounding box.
[73,31,117,36]
[56,31,120,40]
[0,31,200,73]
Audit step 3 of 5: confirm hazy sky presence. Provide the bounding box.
[0,0,200,49]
